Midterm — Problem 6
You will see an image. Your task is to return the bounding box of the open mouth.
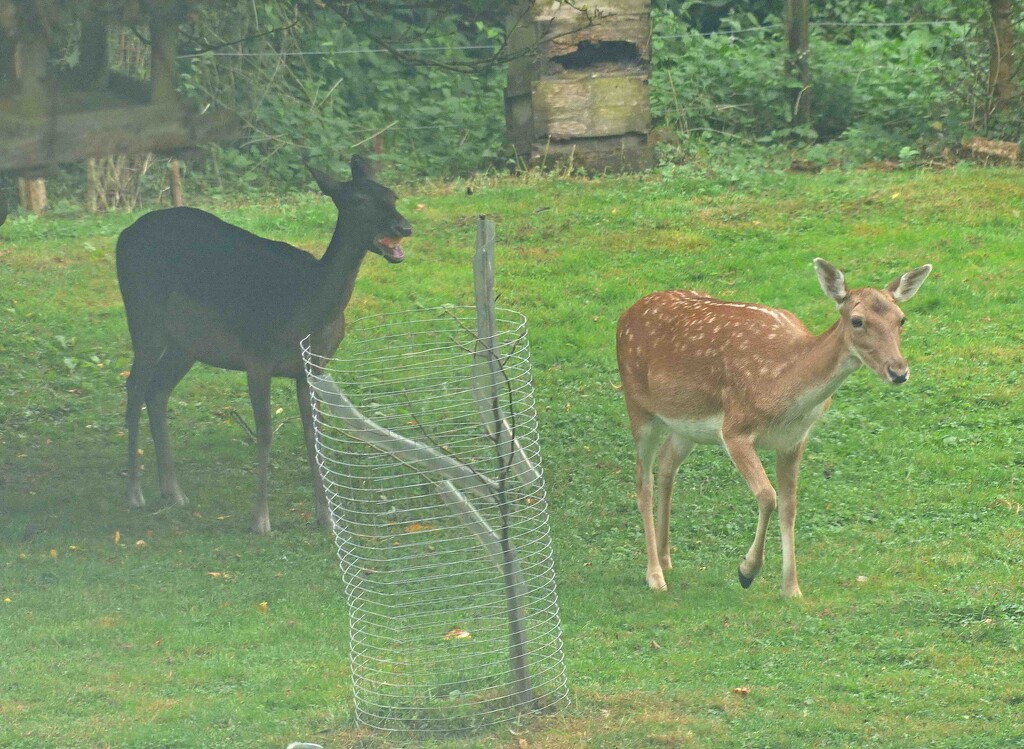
[374,236,405,263]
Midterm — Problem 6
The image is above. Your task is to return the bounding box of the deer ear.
[307,165,344,196]
[887,264,932,302]
[350,154,377,181]
[814,258,848,305]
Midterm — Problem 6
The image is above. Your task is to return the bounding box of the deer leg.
[655,433,694,572]
[296,376,331,529]
[633,418,668,592]
[144,347,195,507]
[776,442,806,598]
[124,344,164,508]
[723,436,777,590]
[247,369,274,534]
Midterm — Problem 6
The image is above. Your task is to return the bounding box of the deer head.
[308,155,411,264]
[815,258,932,385]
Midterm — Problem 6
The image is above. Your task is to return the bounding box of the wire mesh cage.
[301,306,569,733]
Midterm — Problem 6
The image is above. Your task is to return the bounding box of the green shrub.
[650,3,1017,165]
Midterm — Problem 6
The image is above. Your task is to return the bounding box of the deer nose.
[887,366,909,384]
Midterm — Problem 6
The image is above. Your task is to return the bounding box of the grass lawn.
[1,164,1022,748]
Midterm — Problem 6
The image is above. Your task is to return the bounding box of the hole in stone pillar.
[551,40,641,69]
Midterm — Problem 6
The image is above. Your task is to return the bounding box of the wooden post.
[784,0,811,127]
[18,177,46,215]
[87,159,100,213]
[473,216,535,710]
[169,160,183,206]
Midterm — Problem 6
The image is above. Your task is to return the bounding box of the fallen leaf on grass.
[732,686,751,696]
[404,522,434,533]
[990,498,1021,514]
[257,601,269,614]
[443,627,472,641]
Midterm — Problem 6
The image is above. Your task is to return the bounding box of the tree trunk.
[784,0,811,128]
[989,0,1017,110]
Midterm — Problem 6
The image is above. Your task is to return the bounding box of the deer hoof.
[126,488,146,509]
[738,567,755,589]
[646,571,668,592]
[163,489,189,507]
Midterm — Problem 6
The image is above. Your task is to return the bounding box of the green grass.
[1,164,1022,748]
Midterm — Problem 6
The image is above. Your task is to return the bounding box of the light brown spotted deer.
[616,259,931,596]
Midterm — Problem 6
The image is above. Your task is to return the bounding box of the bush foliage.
[21,0,1024,203]
[650,0,1020,166]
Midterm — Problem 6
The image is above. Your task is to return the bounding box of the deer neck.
[286,221,371,346]
[316,221,372,313]
[792,319,861,407]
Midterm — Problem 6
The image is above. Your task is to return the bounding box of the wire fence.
[178,19,971,58]
[302,306,569,733]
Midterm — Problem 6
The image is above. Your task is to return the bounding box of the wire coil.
[303,307,568,733]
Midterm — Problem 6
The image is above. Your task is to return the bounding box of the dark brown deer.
[116,156,411,533]
[617,259,931,596]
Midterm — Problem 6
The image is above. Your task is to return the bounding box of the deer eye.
[851,316,864,329]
